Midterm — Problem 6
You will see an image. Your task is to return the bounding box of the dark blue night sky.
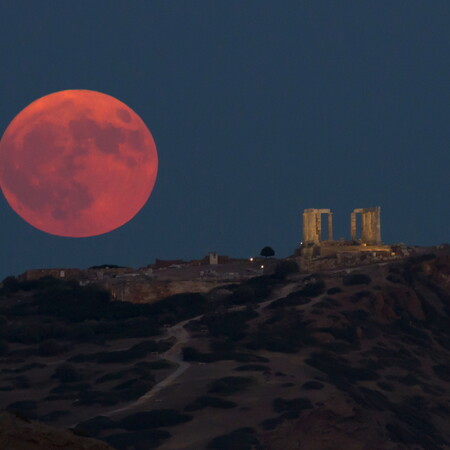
[0,1,449,279]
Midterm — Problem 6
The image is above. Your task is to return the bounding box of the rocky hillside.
[0,247,449,449]
[0,411,113,449]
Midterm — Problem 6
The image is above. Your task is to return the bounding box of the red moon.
[0,90,158,237]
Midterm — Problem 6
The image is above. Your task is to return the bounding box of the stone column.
[351,212,357,240]
[316,213,322,242]
[303,210,320,244]
[361,211,370,243]
[361,207,382,245]
[327,213,333,241]
[373,207,382,244]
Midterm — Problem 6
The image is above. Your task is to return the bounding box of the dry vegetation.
[1,250,450,449]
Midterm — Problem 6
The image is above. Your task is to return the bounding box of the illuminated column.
[303,209,320,244]
[351,212,357,240]
[360,207,382,244]
[361,211,370,243]
[328,213,333,241]
[374,207,382,244]
[316,213,322,242]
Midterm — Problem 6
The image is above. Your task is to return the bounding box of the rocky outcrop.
[106,279,226,303]
[421,252,450,291]
[372,286,425,322]
[0,412,113,450]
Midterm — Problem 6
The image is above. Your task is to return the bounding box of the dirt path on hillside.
[257,280,327,312]
[103,315,201,418]
[257,282,296,311]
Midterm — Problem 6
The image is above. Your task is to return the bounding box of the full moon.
[0,90,158,237]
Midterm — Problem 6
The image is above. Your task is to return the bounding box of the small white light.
[260,265,264,269]
[250,257,254,262]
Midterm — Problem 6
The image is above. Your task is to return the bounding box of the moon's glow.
[0,90,158,237]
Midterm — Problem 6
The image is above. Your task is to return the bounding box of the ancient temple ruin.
[300,206,392,260]
[351,207,381,245]
[302,208,333,244]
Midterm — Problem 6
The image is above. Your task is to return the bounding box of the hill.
[0,247,449,449]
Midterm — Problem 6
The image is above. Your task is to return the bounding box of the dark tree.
[260,246,275,258]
